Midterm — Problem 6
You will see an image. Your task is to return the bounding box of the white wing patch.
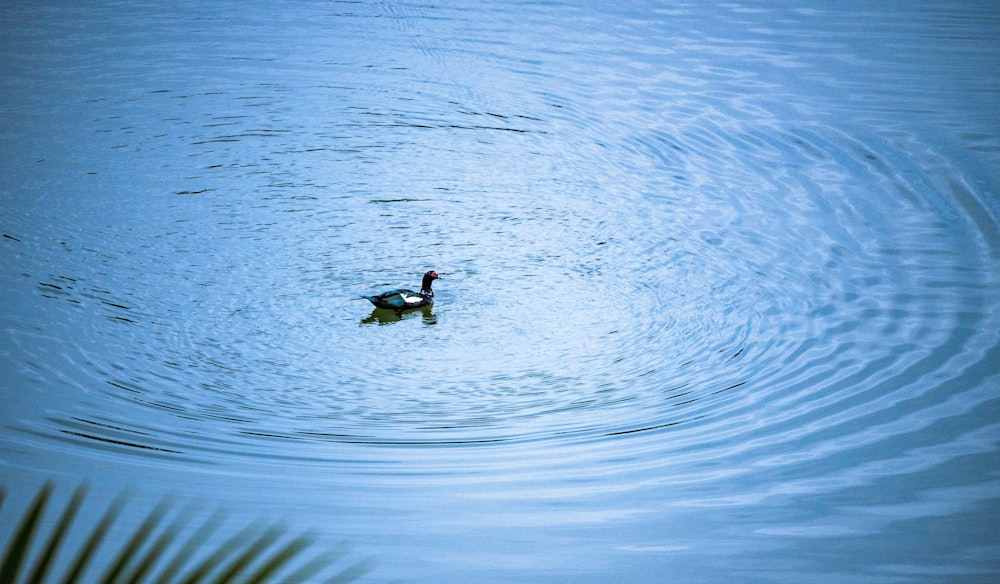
[402,293,423,305]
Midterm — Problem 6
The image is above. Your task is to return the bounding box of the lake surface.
[2,1,999,581]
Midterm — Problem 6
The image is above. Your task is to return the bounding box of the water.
[2,1,999,581]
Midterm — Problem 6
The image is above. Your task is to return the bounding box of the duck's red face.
[429,271,439,280]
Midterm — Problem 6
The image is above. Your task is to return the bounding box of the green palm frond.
[0,482,372,584]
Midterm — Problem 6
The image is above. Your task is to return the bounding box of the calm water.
[2,1,999,581]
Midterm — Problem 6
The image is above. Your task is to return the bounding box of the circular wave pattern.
[2,2,997,490]
[4,5,999,582]
[9,112,996,467]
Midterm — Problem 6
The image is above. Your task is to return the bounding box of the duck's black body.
[363,270,440,310]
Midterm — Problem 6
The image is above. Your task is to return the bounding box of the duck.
[362,270,440,310]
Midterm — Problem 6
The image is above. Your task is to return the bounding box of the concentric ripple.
[4,111,994,462]
[2,1,998,581]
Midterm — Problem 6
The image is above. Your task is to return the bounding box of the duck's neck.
[421,275,435,296]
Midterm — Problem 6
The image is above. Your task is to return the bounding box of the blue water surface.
[2,1,999,582]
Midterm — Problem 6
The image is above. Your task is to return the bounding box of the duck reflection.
[361,305,436,326]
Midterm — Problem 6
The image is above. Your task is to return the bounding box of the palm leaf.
[120,499,201,584]
[0,481,52,583]
[26,483,87,584]
[150,509,225,584]
[59,489,129,584]
[0,482,370,584]
[101,493,173,584]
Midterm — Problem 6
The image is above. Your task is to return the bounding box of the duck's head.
[421,270,440,291]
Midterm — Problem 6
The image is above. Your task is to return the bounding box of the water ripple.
[8,111,992,465]
[2,1,998,580]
